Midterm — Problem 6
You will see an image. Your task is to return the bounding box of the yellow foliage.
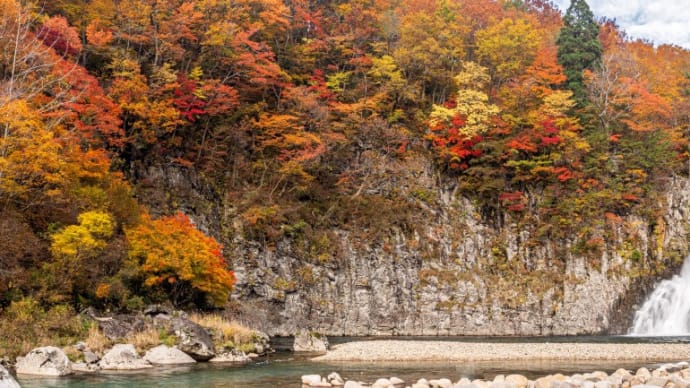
[0,99,65,204]
[429,62,499,138]
[476,17,541,80]
[368,55,405,89]
[78,211,116,239]
[542,90,576,117]
[51,211,115,260]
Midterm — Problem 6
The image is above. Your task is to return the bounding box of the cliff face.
[141,163,690,336]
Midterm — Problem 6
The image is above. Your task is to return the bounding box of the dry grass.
[188,313,255,349]
[126,327,162,353]
[62,345,83,362]
[84,324,112,354]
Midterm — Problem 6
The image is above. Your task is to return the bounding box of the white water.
[630,257,690,335]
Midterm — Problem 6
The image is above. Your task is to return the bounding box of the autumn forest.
[1,0,690,351]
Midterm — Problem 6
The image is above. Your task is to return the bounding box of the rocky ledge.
[301,361,690,388]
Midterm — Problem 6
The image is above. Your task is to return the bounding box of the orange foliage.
[125,212,235,307]
[44,60,125,148]
[85,18,114,47]
[37,16,83,57]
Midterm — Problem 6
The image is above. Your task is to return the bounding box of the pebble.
[302,364,690,388]
[313,342,690,362]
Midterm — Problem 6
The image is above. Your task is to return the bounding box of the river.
[15,336,690,388]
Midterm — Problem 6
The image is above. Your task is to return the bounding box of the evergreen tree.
[556,0,602,104]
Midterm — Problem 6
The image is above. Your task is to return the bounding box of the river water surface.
[16,336,690,388]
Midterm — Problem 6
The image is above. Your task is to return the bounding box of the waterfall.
[630,257,690,336]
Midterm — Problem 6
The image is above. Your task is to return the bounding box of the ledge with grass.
[1,304,271,379]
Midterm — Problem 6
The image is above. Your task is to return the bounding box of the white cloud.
[551,0,690,49]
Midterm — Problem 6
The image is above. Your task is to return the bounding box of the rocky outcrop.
[171,317,215,361]
[144,345,196,365]
[99,344,152,370]
[0,365,20,388]
[91,313,146,340]
[223,176,690,337]
[15,347,72,376]
[251,331,271,355]
[208,350,250,363]
[293,331,328,352]
[144,157,690,336]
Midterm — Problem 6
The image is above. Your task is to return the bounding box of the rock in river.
[293,331,329,352]
[16,346,72,376]
[99,344,152,370]
[208,350,250,363]
[171,317,216,361]
[0,364,21,388]
[144,345,196,365]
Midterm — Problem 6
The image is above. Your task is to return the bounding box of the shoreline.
[312,340,690,362]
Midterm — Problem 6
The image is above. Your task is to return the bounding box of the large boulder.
[16,347,72,376]
[293,331,329,352]
[99,344,152,370]
[144,345,196,365]
[83,350,99,365]
[95,314,146,340]
[0,365,20,388]
[171,317,215,361]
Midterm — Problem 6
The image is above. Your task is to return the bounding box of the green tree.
[556,0,602,104]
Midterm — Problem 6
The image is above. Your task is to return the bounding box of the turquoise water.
[16,336,686,388]
[15,355,665,388]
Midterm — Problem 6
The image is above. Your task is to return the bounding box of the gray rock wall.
[227,176,690,336]
[138,164,690,336]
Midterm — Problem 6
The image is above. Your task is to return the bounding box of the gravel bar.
[312,341,690,362]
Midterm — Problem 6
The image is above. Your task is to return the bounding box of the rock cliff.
[140,163,690,336]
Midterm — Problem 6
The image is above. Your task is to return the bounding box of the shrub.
[45,211,117,304]
[0,298,88,358]
[125,212,235,308]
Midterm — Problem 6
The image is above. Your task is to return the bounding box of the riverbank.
[301,361,690,388]
[313,340,690,362]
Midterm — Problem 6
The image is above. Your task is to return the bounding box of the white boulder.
[293,331,329,352]
[16,346,72,376]
[99,344,152,370]
[0,365,21,388]
[144,345,196,365]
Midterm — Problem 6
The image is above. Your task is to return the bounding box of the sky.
[551,0,690,49]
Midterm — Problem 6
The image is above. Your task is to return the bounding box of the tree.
[556,0,602,104]
[393,1,469,103]
[125,212,235,308]
[429,62,499,139]
[47,211,116,303]
[476,17,541,84]
[428,62,499,170]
